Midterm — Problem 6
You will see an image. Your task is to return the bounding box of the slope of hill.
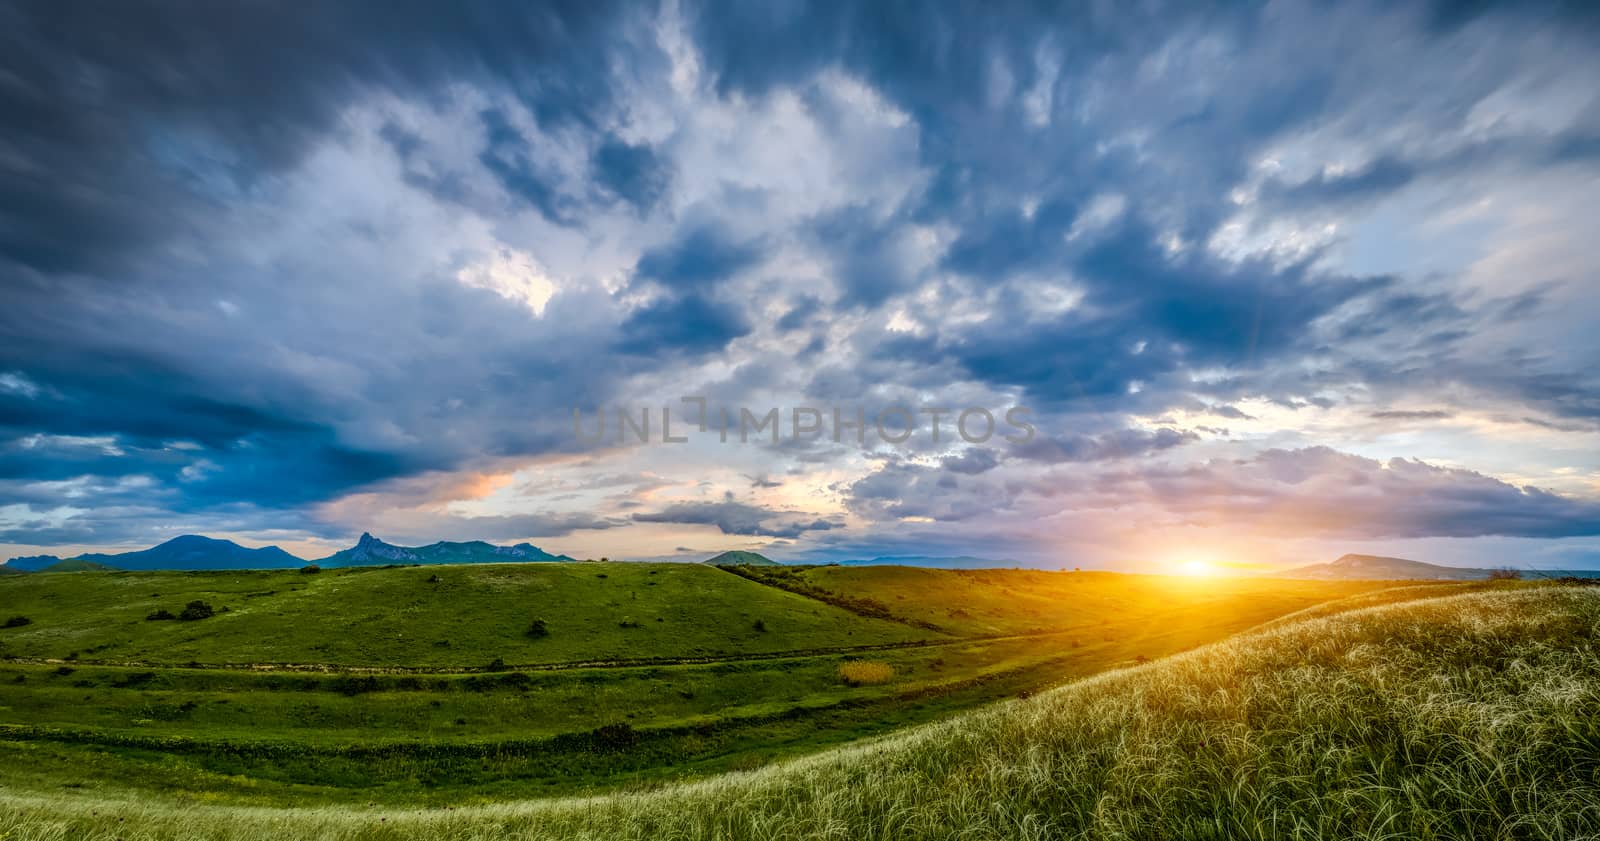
[837,555,1018,568]
[0,562,935,666]
[737,565,1397,636]
[0,584,1584,840]
[72,535,303,571]
[0,555,64,573]
[35,558,116,573]
[704,550,779,566]
[1284,553,1489,580]
[317,532,572,566]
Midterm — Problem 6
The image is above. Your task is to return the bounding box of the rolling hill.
[837,555,1018,568]
[703,550,779,566]
[35,558,116,573]
[1283,553,1492,580]
[0,583,1585,839]
[0,561,934,666]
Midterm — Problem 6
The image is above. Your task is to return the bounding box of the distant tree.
[485,657,507,672]
[300,564,321,574]
[600,557,609,563]
[3,616,30,628]
[178,600,215,621]
[526,618,549,638]
[146,609,177,621]
[1488,567,1523,581]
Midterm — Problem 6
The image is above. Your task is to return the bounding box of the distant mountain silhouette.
[317,532,574,567]
[1283,554,1492,580]
[703,550,779,566]
[73,535,304,571]
[2,555,65,573]
[2,533,575,572]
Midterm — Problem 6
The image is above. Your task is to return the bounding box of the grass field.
[0,580,1588,839]
[0,564,1430,803]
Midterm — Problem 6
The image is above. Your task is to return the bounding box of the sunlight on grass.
[0,585,1591,840]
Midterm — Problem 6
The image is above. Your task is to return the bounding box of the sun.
[1176,558,1216,577]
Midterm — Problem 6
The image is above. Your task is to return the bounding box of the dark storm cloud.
[633,224,765,292]
[1371,410,1454,421]
[2,0,1598,554]
[478,107,581,224]
[592,136,673,212]
[615,294,751,357]
[0,1,634,275]
[1011,428,1200,464]
[633,498,840,538]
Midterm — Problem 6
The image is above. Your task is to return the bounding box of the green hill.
[704,550,779,566]
[0,561,933,667]
[0,583,1585,839]
[0,564,1441,808]
[36,558,117,573]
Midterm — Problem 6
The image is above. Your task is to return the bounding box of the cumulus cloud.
[633,497,841,538]
[1,1,1597,563]
[1094,447,1600,540]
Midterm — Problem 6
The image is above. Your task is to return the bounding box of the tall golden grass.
[836,660,895,685]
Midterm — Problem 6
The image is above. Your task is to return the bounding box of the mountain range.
[0,533,574,573]
[321,532,574,566]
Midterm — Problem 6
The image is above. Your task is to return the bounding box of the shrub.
[178,600,215,621]
[300,564,321,574]
[146,609,177,621]
[526,618,549,638]
[752,619,768,633]
[485,657,507,672]
[618,618,642,628]
[2,616,31,628]
[837,660,895,686]
[1488,567,1522,580]
[591,722,639,750]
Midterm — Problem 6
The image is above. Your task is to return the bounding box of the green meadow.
[1,563,1579,840]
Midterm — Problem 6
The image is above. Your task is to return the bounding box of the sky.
[2,0,1599,571]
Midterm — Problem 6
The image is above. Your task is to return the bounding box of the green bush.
[146,609,177,621]
[2,615,31,628]
[178,600,215,621]
[300,564,321,574]
[526,618,549,638]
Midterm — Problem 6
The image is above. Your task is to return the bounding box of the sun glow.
[1176,558,1217,577]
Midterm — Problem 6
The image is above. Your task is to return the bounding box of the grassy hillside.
[0,565,1447,805]
[704,551,778,566]
[0,583,1588,839]
[0,562,936,667]
[731,564,1400,635]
